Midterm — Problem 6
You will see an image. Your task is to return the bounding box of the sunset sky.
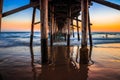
[1,0,120,32]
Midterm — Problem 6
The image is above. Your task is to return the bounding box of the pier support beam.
[81,0,88,48]
[30,7,36,46]
[88,10,93,47]
[71,19,75,38]
[0,0,3,32]
[67,7,71,46]
[80,0,89,64]
[53,19,57,41]
[50,5,54,46]
[76,16,80,41]
[72,28,75,38]
[40,0,48,64]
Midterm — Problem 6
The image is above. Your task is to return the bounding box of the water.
[0,44,120,80]
[0,32,40,47]
[0,32,120,47]
[0,32,120,80]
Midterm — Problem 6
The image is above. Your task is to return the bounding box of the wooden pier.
[0,0,120,64]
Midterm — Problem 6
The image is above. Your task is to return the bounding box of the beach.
[0,43,120,80]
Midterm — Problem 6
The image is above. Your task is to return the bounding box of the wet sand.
[0,43,120,80]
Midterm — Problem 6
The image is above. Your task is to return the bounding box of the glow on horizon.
[1,0,120,32]
[90,2,120,32]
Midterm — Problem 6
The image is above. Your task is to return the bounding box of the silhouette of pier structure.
[0,0,120,64]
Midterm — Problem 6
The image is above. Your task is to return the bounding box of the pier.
[0,0,120,64]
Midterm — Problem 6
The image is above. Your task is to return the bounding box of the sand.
[0,43,120,80]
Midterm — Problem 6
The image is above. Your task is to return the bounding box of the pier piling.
[88,10,93,47]
[71,19,75,38]
[40,0,49,64]
[30,7,36,46]
[50,5,54,46]
[67,6,71,46]
[76,16,80,41]
[81,0,89,48]
[80,0,89,64]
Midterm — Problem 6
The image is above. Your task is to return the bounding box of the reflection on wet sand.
[30,46,42,80]
[88,46,94,66]
[30,46,93,80]
[30,46,36,80]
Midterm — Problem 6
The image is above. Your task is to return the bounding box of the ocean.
[0,32,120,47]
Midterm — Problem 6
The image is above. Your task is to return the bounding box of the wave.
[0,32,120,47]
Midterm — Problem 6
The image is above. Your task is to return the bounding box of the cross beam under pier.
[2,2,39,17]
[92,0,120,10]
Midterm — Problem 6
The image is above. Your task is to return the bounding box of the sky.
[1,0,120,32]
